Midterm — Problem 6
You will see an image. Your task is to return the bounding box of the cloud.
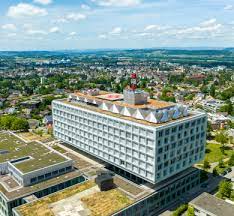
[200,18,216,27]
[56,13,87,23]
[34,0,52,5]
[224,5,233,10]
[7,3,47,18]
[94,0,141,7]
[2,24,17,31]
[110,27,122,35]
[69,32,77,36]
[81,4,91,10]
[66,13,87,21]
[137,32,153,37]
[49,26,60,33]
[99,34,107,39]
[144,25,162,31]
[7,33,17,37]
[26,29,47,35]
[176,18,222,35]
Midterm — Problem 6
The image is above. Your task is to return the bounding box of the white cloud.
[95,0,141,7]
[137,32,153,37]
[144,25,162,31]
[99,34,107,39]
[175,19,222,36]
[7,3,47,18]
[34,0,52,5]
[200,18,216,27]
[49,26,60,33]
[69,32,77,36]
[66,13,87,21]
[7,33,17,37]
[81,4,91,10]
[26,29,47,35]
[224,5,233,10]
[110,27,122,34]
[2,24,17,31]
[56,13,86,23]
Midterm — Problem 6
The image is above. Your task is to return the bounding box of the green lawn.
[203,143,233,163]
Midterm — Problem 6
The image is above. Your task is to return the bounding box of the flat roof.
[59,99,201,128]
[0,132,69,173]
[74,91,174,109]
[0,170,83,200]
[190,192,234,216]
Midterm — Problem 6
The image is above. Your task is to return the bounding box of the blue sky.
[0,0,234,50]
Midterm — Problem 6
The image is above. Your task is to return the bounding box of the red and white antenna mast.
[130,73,137,91]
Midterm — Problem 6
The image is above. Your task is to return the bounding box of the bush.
[203,159,210,169]
[187,206,195,216]
[173,204,188,216]
[213,168,218,176]
[218,159,225,168]
[228,154,234,166]
[218,180,232,199]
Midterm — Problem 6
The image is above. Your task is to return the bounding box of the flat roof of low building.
[0,170,83,200]
[0,132,69,174]
[190,192,234,216]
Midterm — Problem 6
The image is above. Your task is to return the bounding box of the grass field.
[203,143,233,163]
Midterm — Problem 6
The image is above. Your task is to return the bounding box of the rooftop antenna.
[130,73,137,91]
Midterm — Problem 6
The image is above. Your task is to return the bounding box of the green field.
[203,143,233,163]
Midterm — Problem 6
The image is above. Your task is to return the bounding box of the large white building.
[52,88,207,184]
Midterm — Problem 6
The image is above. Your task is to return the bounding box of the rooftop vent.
[95,171,115,191]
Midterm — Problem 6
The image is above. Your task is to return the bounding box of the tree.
[210,84,216,98]
[219,102,234,115]
[203,159,210,169]
[187,206,195,216]
[215,131,228,154]
[0,115,29,131]
[0,116,14,129]
[228,153,234,166]
[218,180,232,199]
[11,118,29,131]
[213,168,218,176]
[218,158,225,168]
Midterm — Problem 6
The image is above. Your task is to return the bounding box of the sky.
[0,0,234,50]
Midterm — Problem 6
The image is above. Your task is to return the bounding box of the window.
[158,131,163,137]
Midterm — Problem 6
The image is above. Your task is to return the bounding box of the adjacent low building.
[0,132,85,216]
[189,192,234,216]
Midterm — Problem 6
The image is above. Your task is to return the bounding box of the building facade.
[52,91,207,184]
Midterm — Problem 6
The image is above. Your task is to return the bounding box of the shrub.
[173,204,188,216]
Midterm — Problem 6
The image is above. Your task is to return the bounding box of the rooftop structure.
[189,192,234,216]
[68,90,188,125]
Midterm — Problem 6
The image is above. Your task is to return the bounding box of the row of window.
[30,166,72,184]
[53,105,154,136]
[55,131,154,175]
[157,117,206,138]
[54,118,155,147]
